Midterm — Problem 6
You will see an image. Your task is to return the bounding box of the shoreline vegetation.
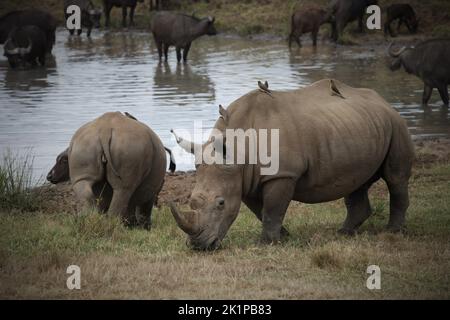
[1,138,449,299]
[1,0,449,41]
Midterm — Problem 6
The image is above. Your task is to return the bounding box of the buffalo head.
[388,42,412,72]
[47,148,70,184]
[3,38,32,69]
[204,16,217,36]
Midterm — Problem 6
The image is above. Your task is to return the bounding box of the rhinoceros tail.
[100,129,121,179]
[164,147,176,173]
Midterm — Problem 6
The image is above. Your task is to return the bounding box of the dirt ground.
[36,138,450,214]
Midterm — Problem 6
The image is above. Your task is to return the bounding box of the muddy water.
[0,29,449,180]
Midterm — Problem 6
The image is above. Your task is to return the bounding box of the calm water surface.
[0,29,449,181]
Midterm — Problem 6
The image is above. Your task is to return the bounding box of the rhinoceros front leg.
[339,186,372,235]
[260,179,296,244]
[243,197,290,239]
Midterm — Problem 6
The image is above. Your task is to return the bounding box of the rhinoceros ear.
[219,105,228,124]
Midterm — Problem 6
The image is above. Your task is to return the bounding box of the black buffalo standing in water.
[0,9,56,53]
[323,0,378,42]
[389,39,450,107]
[3,25,48,68]
[151,12,217,63]
[103,0,144,28]
[64,0,102,37]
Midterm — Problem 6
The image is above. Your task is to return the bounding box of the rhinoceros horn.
[169,202,199,235]
[388,42,407,58]
[170,129,201,155]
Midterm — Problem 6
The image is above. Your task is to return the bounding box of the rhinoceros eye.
[215,197,225,210]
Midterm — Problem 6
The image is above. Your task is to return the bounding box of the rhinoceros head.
[170,125,243,251]
[47,148,70,184]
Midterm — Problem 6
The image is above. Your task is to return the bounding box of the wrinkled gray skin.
[171,79,414,250]
[151,11,217,63]
[388,39,450,107]
[64,0,102,37]
[4,25,47,69]
[47,112,168,229]
[0,10,57,53]
[323,0,378,42]
[103,0,144,28]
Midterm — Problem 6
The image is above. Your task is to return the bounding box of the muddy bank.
[36,138,450,214]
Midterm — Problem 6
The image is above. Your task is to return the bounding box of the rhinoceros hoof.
[385,225,405,234]
[337,228,357,236]
[280,227,290,239]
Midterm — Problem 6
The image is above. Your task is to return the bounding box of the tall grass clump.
[0,148,42,212]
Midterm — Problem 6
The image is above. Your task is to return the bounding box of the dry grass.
[1,162,449,299]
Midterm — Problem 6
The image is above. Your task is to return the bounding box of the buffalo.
[103,0,144,28]
[64,0,102,37]
[289,7,328,48]
[3,25,47,69]
[388,39,450,107]
[170,79,414,250]
[384,4,419,37]
[151,12,217,63]
[47,112,176,229]
[0,9,56,53]
[323,0,378,42]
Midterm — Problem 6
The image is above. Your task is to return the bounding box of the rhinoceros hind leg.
[108,188,134,220]
[73,180,97,212]
[385,182,409,233]
[136,200,154,231]
[339,186,372,235]
[259,179,296,244]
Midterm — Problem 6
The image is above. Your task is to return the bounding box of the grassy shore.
[1,140,449,299]
[1,0,449,39]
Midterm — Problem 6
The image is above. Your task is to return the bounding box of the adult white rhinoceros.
[170,79,415,250]
[47,112,175,229]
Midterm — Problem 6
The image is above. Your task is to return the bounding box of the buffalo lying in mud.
[4,25,47,68]
[323,0,378,42]
[289,7,328,48]
[0,9,57,53]
[384,4,419,37]
[46,112,176,229]
[170,79,415,250]
[388,39,450,107]
[151,12,217,63]
[103,0,144,28]
[64,0,102,37]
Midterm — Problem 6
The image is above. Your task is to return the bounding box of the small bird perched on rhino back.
[258,80,273,98]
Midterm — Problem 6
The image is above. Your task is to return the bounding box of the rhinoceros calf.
[170,79,415,250]
[47,112,175,229]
